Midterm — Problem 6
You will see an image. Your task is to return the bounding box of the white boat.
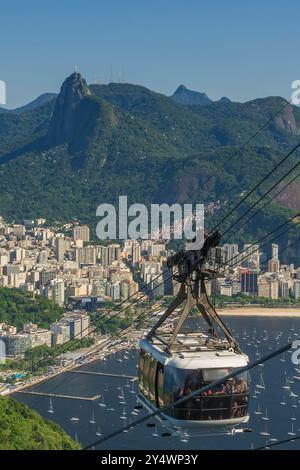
[180,431,190,443]
[283,375,290,390]
[118,388,126,404]
[120,407,127,420]
[254,403,262,415]
[90,411,96,424]
[260,421,270,437]
[152,424,159,438]
[262,408,269,421]
[288,423,296,437]
[96,426,102,437]
[123,420,129,433]
[98,396,106,408]
[280,353,286,362]
[47,398,54,414]
[256,373,265,390]
[292,398,298,408]
[280,395,287,406]
[70,417,80,422]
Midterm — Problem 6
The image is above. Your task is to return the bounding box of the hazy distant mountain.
[219,96,232,103]
[0,72,300,257]
[171,84,213,106]
[0,93,56,114]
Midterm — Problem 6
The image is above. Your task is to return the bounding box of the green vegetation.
[0,337,95,376]
[212,292,300,308]
[0,99,55,157]
[1,77,300,261]
[0,396,80,450]
[0,287,64,330]
[89,308,136,335]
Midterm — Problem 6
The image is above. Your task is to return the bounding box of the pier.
[67,370,138,380]
[15,390,101,401]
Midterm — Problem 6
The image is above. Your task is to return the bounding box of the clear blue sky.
[1,0,299,108]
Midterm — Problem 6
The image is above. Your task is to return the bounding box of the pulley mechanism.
[147,230,241,355]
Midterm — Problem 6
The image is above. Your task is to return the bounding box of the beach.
[219,307,300,317]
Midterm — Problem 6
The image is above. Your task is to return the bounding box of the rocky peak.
[274,105,300,135]
[45,72,90,146]
[171,84,212,106]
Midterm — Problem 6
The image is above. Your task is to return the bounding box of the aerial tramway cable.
[254,433,300,450]
[208,141,300,235]
[235,170,300,230]
[215,213,300,274]
[221,146,300,237]
[187,99,292,207]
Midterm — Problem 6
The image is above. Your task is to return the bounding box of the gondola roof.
[140,337,249,369]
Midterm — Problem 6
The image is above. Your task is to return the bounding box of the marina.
[13,316,300,450]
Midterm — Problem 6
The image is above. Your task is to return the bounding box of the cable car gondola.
[138,232,250,435]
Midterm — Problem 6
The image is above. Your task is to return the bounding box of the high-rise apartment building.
[75,246,97,265]
[52,279,65,306]
[241,270,258,294]
[55,237,66,262]
[73,225,90,242]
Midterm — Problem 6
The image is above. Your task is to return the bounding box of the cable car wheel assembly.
[138,232,250,436]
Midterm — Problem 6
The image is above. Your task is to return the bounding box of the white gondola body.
[138,337,249,434]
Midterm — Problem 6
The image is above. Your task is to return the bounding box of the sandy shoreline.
[219,307,300,317]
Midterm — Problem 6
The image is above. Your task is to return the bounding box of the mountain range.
[170,84,231,106]
[0,93,56,115]
[0,73,300,258]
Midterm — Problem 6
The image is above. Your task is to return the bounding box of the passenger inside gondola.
[171,370,249,421]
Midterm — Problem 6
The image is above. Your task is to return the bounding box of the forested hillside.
[0,73,300,259]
